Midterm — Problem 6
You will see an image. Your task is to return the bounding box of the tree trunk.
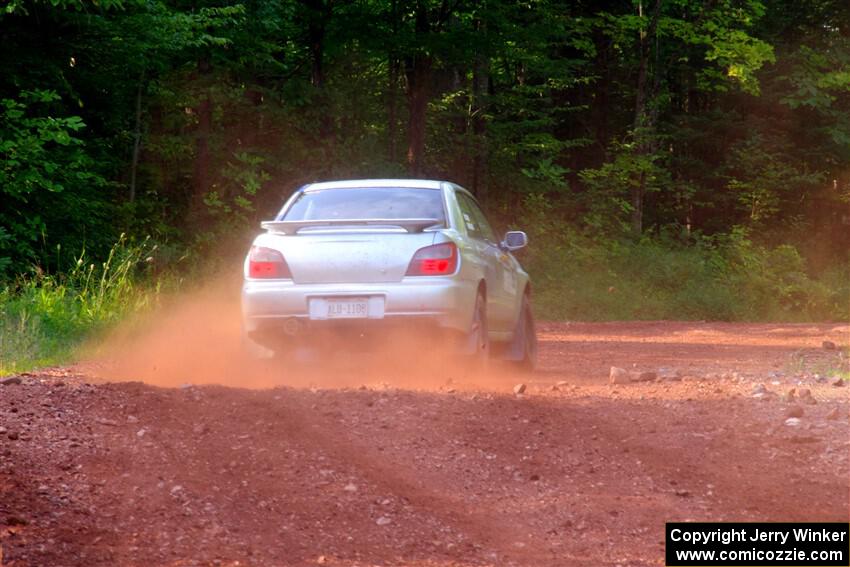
[631,0,662,235]
[405,54,431,177]
[471,25,489,203]
[192,57,212,218]
[303,0,333,144]
[305,0,331,89]
[592,29,611,158]
[631,174,644,234]
[128,71,145,203]
[387,0,399,163]
[388,56,399,163]
[404,0,440,177]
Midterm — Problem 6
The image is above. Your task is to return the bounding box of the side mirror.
[501,230,528,252]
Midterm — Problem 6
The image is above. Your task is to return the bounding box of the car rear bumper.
[241,277,477,337]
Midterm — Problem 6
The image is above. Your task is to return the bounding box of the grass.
[525,227,850,322]
[0,236,164,375]
[785,346,850,381]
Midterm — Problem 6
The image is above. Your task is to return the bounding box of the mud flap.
[503,297,535,365]
[503,322,525,361]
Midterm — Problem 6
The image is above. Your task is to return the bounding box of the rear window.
[280,187,445,223]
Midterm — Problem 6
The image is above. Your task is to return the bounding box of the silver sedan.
[241,179,537,368]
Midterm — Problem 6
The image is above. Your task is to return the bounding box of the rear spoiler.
[260,218,442,235]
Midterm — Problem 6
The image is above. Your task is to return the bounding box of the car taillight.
[248,246,291,279]
[406,242,458,276]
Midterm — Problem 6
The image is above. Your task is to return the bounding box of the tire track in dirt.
[72,384,536,566]
[252,389,556,566]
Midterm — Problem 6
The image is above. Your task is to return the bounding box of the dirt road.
[1,322,848,566]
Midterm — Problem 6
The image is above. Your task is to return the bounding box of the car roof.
[302,179,447,192]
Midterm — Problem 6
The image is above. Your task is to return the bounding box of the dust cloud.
[86,276,511,392]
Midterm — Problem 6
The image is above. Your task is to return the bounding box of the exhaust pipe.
[283,317,302,336]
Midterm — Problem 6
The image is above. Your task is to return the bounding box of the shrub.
[524,224,850,322]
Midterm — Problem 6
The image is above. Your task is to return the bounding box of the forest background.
[1,0,849,371]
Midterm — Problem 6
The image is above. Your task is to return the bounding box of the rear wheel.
[466,290,490,367]
[511,294,537,371]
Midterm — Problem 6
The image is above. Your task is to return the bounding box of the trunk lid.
[256,229,437,284]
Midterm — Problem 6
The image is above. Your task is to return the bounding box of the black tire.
[467,290,490,367]
[512,294,538,371]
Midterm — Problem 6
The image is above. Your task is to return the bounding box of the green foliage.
[0,90,111,276]
[0,90,91,198]
[3,0,135,15]
[780,41,850,154]
[197,151,270,255]
[578,137,671,232]
[724,132,823,224]
[600,0,775,94]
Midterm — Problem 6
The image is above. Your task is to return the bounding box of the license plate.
[325,298,368,319]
